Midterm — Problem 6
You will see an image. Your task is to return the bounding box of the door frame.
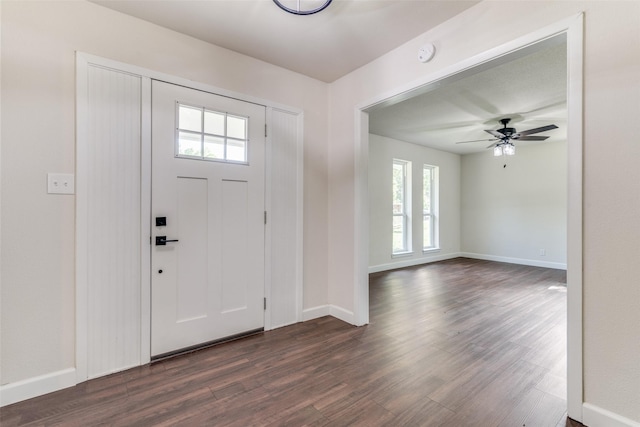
[353,14,584,421]
[76,53,304,381]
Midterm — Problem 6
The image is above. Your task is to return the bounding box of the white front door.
[151,80,266,358]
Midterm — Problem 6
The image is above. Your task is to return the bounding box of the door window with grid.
[176,103,249,163]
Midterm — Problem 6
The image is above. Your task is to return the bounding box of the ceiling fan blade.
[455,138,496,144]
[518,124,558,136]
[486,142,499,149]
[485,130,503,138]
[517,135,550,141]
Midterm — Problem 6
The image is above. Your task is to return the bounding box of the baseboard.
[0,368,76,407]
[302,305,330,321]
[302,304,356,325]
[583,403,640,427]
[368,252,462,274]
[460,252,567,270]
[328,305,355,324]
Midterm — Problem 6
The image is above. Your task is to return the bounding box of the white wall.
[328,1,640,423]
[369,135,566,273]
[2,0,639,423]
[368,134,460,271]
[461,141,567,269]
[0,0,329,387]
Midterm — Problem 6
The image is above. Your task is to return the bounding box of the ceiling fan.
[456,118,558,156]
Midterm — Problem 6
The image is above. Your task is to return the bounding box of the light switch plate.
[48,173,75,194]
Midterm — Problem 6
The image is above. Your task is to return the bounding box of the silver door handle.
[155,236,179,246]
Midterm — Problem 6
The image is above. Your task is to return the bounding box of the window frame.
[423,164,439,252]
[175,102,250,164]
[392,159,412,256]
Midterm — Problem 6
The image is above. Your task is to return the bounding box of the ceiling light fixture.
[493,141,516,157]
[503,143,515,156]
[455,118,557,160]
[273,0,332,15]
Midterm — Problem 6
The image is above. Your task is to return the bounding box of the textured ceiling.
[90,0,479,83]
[369,39,568,155]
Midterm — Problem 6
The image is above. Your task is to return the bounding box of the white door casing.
[151,80,266,357]
[71,54,302,408]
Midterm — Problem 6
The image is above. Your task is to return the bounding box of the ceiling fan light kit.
[493,142,515,157]
[455,117,558,159]
[272,0,332,15]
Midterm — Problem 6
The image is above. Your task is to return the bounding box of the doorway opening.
[354,16,584,421]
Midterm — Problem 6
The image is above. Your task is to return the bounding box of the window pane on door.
[227,139,247,162]
[179,105,202,132]
[204,111,225,135]
[227,115,247,140]
[204,135,224,159]
[178,131,202,157]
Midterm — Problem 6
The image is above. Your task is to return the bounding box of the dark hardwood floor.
[1,258,584,426]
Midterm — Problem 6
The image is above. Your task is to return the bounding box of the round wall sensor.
[418,43,436,63]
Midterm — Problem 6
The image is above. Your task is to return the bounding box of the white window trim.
[392,251,414,258]
[423,164,439,251]
[392,159,411,255]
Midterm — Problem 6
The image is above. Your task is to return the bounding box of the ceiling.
[90,0,566,156]
[90,0,479,83]
[369,39,568,155]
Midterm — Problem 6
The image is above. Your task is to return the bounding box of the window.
[392,159,411,254]
[176,103,248,163]
[423,164,438,251]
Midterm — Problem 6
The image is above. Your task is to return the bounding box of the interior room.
[1,1,639,426]
[368,37,568,273]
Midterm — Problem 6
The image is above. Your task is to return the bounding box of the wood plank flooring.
[1,258,585,426]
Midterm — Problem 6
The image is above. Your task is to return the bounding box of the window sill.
[392,251,414,259]
[423,248,441,254]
